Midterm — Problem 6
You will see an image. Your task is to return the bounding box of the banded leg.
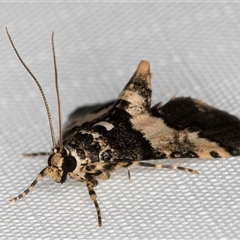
[9,167,48,203]
[138,162,199,174]
[86,181,102,227]
[23,152,51,157]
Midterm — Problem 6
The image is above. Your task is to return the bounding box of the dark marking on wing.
[170,151,199,158]
[151,97,240,156]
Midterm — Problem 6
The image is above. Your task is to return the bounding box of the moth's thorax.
[66,129,113,163]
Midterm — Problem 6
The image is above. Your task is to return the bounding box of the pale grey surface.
[0,3,240,240]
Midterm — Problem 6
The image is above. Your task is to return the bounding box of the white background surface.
[0,3,239,239]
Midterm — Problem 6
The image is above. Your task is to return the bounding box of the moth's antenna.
[51,32,63,151]
[5,27,57,149]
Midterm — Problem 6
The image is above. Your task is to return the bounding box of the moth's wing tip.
[137,60,151,74]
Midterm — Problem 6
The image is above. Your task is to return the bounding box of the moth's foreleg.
[138,162,199,175]
[8,167,47,203]
[86,181,102,227]
[23,152,51,157]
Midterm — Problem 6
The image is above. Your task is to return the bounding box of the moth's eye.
[47,154,54,166]
[62,156,77,172]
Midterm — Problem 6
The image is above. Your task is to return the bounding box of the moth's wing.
[63,100,114,137]
[108,60,152,117]
[63,60,152,144]
[131,97,240,159]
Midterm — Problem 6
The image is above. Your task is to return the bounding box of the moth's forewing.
[63,100,114,138]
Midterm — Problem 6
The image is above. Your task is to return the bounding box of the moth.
[7,28,240,227]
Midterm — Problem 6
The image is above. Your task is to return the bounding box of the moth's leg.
[86,181,102,227]
[127,167,131,180]
[138,162,199,174]
[23,152,51,157]
[122,162,135,180]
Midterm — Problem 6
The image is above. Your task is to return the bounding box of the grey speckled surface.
[0,3,239,239]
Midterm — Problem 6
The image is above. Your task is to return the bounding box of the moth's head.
[8,148,78,204]
[46,148,77,183]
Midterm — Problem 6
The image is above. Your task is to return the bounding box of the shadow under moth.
[6,28,240,227]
